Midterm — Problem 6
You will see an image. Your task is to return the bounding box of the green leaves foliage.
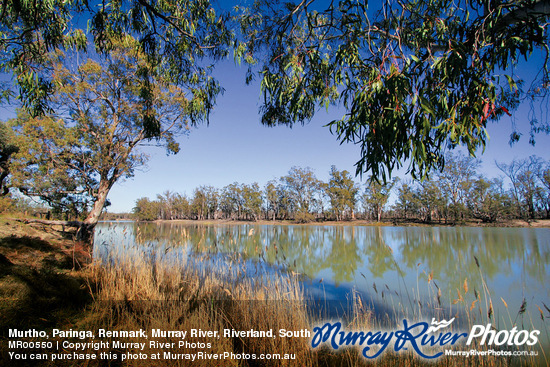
[1,0,232,122]
[9,35,208,224]
[9,112,92,215]
[240,0,550,180]
[327,166,358,220]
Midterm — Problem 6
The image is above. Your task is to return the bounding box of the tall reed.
[78,242,547,367]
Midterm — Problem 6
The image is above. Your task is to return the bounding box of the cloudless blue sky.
[105,59,550,213]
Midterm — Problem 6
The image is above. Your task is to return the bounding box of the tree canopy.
[0,0,232,115]
[327,165,358,220]
[131,154,550,224]
[10,34,215,236]
[239,0,550,180]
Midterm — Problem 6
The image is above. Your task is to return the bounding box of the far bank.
[104,217,550,228]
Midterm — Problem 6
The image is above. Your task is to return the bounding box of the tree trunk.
[528,200,535,220]
[81,179,113,242]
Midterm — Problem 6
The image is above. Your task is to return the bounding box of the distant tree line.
[133,153,550,223]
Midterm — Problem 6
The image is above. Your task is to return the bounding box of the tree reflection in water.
[94,222,549,341]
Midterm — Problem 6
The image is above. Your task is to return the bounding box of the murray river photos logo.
[310,318,540,359]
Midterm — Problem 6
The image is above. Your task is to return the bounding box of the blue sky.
[105,59,550,213]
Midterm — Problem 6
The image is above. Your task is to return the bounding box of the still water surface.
[94,221,549,340]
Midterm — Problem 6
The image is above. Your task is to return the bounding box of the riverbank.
[0,219,315,366]
[0,218,94,363]
[1,219,544,366]
[140,217,550,228]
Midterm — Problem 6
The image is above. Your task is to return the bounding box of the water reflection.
[94,222,550,341]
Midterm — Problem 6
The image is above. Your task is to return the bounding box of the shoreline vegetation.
[104,216,550,228]
[127,159,550,227]
[6,156,550,238]
[0,218,547,366]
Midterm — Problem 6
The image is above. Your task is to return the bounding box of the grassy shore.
[0,219,92,329]
[0,218,545,366]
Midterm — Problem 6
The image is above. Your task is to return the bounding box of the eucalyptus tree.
[496,158,526,216]
[395,181,418,219]
[276,181,295,220]
[4,0,550,190]
[313,180,329,220]
[241,182,262,220]
[0,0,84,113]
[327,166,359,220]
[190,186,219,220]
[281,166,322,217]
[0,121,18,196]
[517,157,544,219]
[497,156,545,219]
[537,164,550,218]
[239,0,550,180]
[264,179,279,220]
[10,35,222,239]
[416,179,446,223]
[220,182,243,220]
[436,152,480,222]
[133,197,161,221]
[468,178,513,222]
[363,177,398,222]
[1,0,232,115]
[172,193,191,219]
[157,190,176,220]
[191,188,207,220]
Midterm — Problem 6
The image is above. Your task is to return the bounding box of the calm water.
[94,221,549,341]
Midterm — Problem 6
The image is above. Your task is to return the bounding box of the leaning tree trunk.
[79,180,114,242]
[14,179,115,244]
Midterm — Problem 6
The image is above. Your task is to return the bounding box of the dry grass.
[81,248,315,366]
[80,245,546,367]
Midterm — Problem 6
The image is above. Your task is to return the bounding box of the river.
[94,221,549,351]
